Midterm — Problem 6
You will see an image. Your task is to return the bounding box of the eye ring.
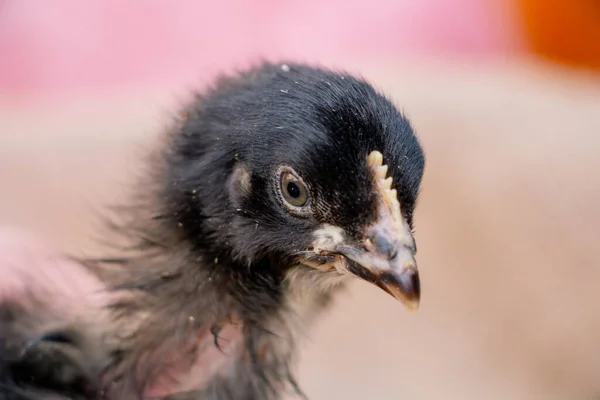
[275,166,311,214]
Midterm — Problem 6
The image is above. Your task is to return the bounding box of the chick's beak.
[335,219,420,310]
[311,151,421,310]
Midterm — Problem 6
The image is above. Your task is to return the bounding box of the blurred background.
[1,1,600,399]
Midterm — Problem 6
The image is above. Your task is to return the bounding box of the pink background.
[0,0,522,101]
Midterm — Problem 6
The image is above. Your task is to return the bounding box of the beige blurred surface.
[1,59,600,399]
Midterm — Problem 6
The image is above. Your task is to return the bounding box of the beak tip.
[381,267,421,311]
[405,297,420,311]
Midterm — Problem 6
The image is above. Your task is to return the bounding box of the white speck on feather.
[281,64,290,72]
[280,89,289,94]
[312,224,345,253]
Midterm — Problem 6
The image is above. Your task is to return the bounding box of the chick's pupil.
[287,182,300,198]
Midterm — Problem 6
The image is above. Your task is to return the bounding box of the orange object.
[516,0,600,70]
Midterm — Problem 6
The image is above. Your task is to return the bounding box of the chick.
[0,62,425,400]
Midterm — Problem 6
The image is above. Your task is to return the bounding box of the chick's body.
[0,63,425,400]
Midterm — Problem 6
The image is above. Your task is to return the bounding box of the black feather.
[0,297,108,399]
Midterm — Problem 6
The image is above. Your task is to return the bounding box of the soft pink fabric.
[0,0,520,100]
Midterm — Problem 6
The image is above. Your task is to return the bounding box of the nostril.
[372,233,394,259]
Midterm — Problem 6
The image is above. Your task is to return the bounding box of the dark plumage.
[0,62,425,399]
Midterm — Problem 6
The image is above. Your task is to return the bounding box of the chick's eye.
[280,171,309,208]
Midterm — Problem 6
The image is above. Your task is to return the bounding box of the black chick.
[0,62,425,400]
